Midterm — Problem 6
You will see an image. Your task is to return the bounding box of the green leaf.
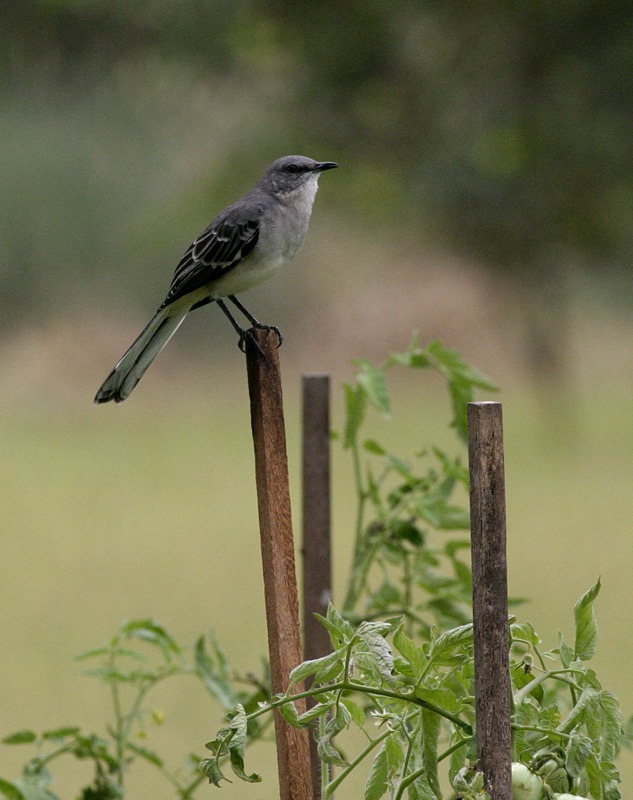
[416,496,470,531]
[288,648,346,686]
[565,732,592,777]
[448,736,468,782]
[414,686,463,714]
[74,648,109,661]
[600,691,622,762]
[447,380,471,442]
[194,637,238,710]
[367,580,401,611]
[425,341,497,441]
[204,726,230,754]
[125,741,163,767]
[13,774,57,800]
[385,731,404,773]
[603,762,622,800]
[199,757,228,787]
[81,667,134,682]
[392,657,415,677]
[313,615,348,650]
[584,756,621,800]
[430,623,473,664]
[317,735,348,768]
[574,578,601,661]
[313,656,346,685]
[277,699,300,726]
[557,687,600,734]
[0,778,25,800]
[406,775,437,800]
[2,732,36,745]
[444,539,470,558]
[110,648,147,661]
[357,622,395,685]
[510,622,540,647]
[558,631,574,668]
[41,727,80,741]
[343,382,367,448]
[363,438,386,455]
[297,701,332,726]
[119,619,180,658]
[364,742,388,800]
[227,706,261,783]
[433,505,470,530]
[207,631,232,677]
[353,360,391,418]
[386,454,414,479]
[393,627,427,676]
[318,604,356,646]
[427,341,498,391]
[584,751,602,800]
[315,705,352,768]
[386,332,432,370]
[433,446,468,484]
[389,519,424,547]
[340,697,366,727]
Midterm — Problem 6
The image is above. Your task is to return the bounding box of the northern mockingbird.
[94,155,338,404]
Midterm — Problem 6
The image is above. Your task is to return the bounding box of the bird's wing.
[162,202,263,307]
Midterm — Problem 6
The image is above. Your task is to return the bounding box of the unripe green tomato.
[554,795,590,799]
[511,763,543,800]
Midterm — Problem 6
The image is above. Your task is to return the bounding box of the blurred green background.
[1,1,633,797]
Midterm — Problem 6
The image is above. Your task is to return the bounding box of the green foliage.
[197,341,628,800]
[0,621,271,800]
[1,338,630,800]
[510,578,627,798]
[202,582,627,800]
[342,333,496,620]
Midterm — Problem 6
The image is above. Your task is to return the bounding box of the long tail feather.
[94,306,188,404]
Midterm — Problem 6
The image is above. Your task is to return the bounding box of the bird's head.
[259,155,338,195]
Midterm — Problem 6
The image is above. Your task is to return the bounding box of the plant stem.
[319,713,329,800]
[108,651,126,790]
[344,437,368,611]
[393,764,427,800]
[398,713,420,790]
[323,727,392,800]
[513,668,583,707]
[437,735,471,763]
[246,680,471,733]
[511,724,570,740]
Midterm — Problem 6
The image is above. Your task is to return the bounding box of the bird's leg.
[215,298,266,358]
[228,295,283,347]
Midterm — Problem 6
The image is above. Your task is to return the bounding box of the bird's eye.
[285,164,301,174]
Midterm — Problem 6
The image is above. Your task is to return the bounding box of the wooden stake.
[301,374,332,800]
[467,401,512,800]
[245,329,312,800]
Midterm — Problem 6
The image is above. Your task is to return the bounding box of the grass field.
[1,354,632,798]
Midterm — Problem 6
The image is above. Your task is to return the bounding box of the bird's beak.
[314,161,339,172]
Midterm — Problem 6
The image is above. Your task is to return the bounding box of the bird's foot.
[237,325,283,358]
[237,329,264,358]
[251,322,283,348]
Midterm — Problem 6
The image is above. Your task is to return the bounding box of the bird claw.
[238,324,283,357]
[255,324,283,348]
[238,330,266,359]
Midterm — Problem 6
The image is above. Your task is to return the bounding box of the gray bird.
[94,155,338,404]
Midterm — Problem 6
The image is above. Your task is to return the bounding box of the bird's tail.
[94,305,188,404]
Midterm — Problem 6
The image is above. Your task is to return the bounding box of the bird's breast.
[205,180,319,299]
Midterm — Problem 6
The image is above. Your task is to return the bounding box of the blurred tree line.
[2,0,633,370]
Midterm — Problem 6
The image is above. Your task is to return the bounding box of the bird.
[94,155,338,404]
